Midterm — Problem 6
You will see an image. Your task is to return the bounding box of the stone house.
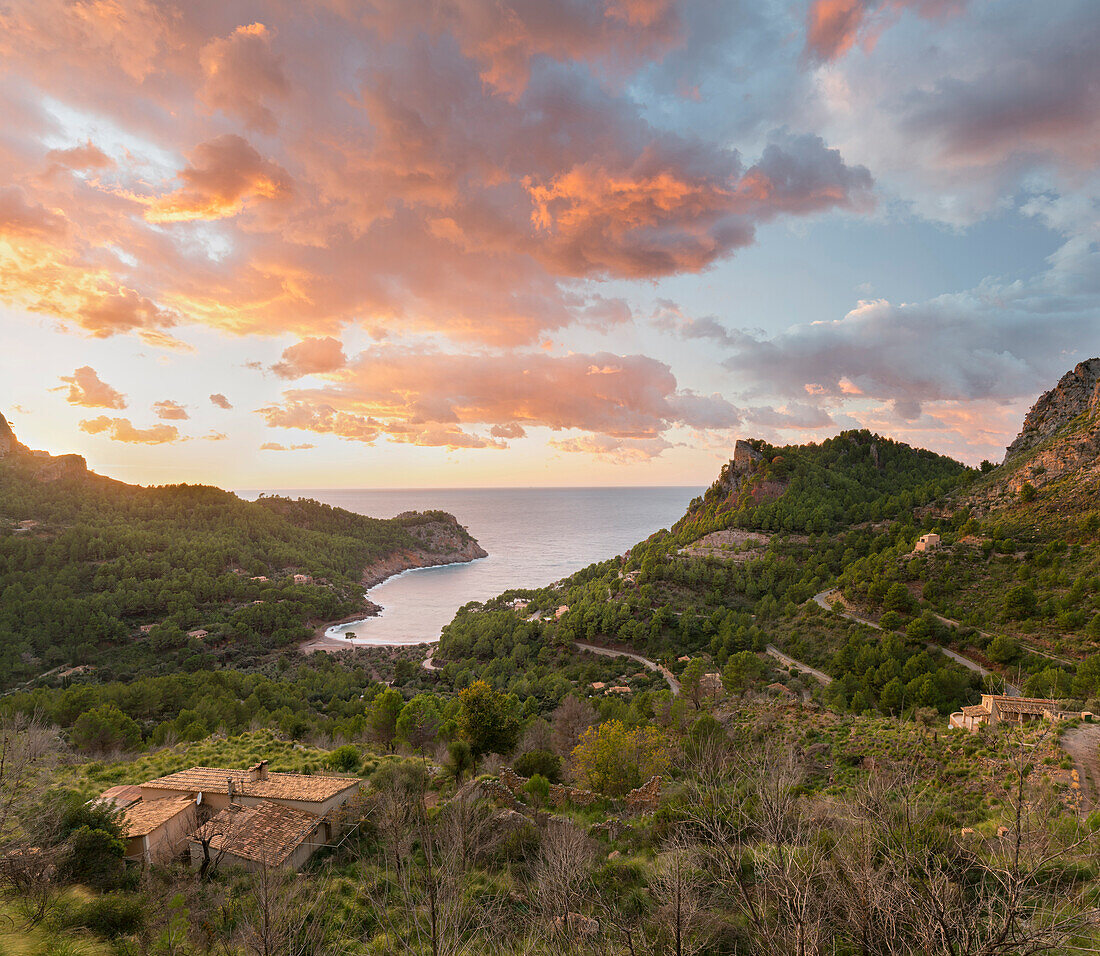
[292,573,312,585]
[913,533,941,553]
[188,800,327,873]
[186,629,209,639]
[95,785,197,864]
[120,796,198,864]
[138,761,360,817]
[949,694,1079,733]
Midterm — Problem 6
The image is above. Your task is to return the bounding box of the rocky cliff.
[0,410,88,480]
[993,358,1100,495]
[361,515,488,587]
[1005,358,1100,462]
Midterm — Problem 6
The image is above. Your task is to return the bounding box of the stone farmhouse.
[913,533,941,553]
[949,694,1086,733]
[95,761,360,870]
[190,800,328,872]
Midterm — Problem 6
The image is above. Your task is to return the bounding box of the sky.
[0,0,1097,488]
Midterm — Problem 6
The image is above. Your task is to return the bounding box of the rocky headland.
[304,512,488,652]
[998,357,1100,493]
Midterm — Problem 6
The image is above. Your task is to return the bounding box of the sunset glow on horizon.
[2,0,1097,488]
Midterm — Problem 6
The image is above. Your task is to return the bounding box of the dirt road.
[575,641,681,696]
[1061,723,1100,814]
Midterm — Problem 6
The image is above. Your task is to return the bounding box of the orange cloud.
[258,346,740,454]
[153,399,189,420]
[199,23,288,133]
[804,0,966,64]
[272,336,348,379]
[0,3,867,351]
[209,393,233,409]
[57,366,127,409]
[45,142,114,172]
[79,416,181,444]
[549,434,674,462]
[139,135,292,223]
[260,441,315,451]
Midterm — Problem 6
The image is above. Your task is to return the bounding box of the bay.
[236,487,700,646]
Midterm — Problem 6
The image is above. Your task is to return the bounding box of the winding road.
[574,641,681,696]
[813,589,1021,695]
[765,644,833,685]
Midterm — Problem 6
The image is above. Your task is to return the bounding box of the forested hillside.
[3,369,1100,956]
[0,447,481,690]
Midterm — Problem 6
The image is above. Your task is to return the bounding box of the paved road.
[813,589,1021,695]
[928,611,1078,668]
[574,641,681,696]
[765,645,833,685]
[421,649,439,672]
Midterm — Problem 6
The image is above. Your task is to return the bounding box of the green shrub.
[513,749,562,783]
[328,744,361,773]
[69,893,145,938]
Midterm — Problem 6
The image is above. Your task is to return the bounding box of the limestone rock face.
[0,410,88,479]
[1005,358,1100,462]
[0,412,12,457]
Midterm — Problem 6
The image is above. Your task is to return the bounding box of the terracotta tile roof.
[140,766,359,803]
[97,785,144,809]
[192,800,320,866]
[991,697,1060,716]
[122,795,196,838]
[962,704,990,717]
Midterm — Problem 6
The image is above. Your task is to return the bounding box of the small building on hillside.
[555,605,569,619]
[186,629,209,640]
[699,672,724,697]
[292,573,312,585]
[121,795,198,864]
[189,800,326,872]
[93,786,198,864]
[949,694,1082,733]
[913,533,941,553]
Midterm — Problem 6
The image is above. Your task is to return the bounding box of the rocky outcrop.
[0,413,13,458]
[1005,358,1100,462]
[0,411,87,480]
[360,516,487,587]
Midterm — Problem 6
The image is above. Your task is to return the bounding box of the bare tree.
[0,714,62,925]
[535,818,594,939]
[550,696,595,758]
[235,852,337,956]
[648,837,713,956]
[0,713,60,838]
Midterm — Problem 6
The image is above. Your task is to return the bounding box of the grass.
[0,893,113,956]
[54,730,348,799]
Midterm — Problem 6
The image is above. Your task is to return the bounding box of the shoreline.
[302,551,487,654]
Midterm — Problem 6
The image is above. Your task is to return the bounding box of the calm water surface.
[235,487,700,646]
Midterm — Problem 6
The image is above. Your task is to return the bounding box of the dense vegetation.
[0,459,475,689]
[5,407,1100,954]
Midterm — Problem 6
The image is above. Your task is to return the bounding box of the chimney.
[247,760,268,782]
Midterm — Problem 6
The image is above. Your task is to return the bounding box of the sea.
[235,487,701,646]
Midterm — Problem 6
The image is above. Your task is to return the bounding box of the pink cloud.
[258,346,740,454]
[804,0,967,64]
[79,416,181,444]
[199,23,289,133]
[57,366,127,409]
[153,400,189,420]
[0,4,870,349]
[209,393,233,409]
[272,336,348,379]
